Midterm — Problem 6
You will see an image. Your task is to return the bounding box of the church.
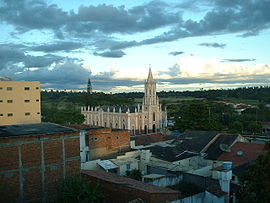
[81,68,167,135]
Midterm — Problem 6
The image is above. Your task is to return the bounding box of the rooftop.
[173,130,219,153]
[205,133,240,160]
[82,170,179,194]
[217,142,266,168]
[0,122,77,137]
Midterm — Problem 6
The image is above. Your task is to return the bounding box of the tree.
[57,176,104,203]
[126,169,142,181]
[237,143,270,203]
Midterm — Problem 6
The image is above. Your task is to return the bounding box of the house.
[0,123,80,202]
[69,125,130,162]
[81,170,180,203]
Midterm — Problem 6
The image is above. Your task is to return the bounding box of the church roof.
[100,105,138,113]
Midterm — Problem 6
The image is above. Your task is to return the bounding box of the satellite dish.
[219,144,231,152]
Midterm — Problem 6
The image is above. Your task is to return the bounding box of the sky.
[0,0,270,92]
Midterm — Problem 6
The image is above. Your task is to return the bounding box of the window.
[24,100,30,103]
[7,87,12,91]
[36,99,39,102]
[90,137,97,141]
[7,113,13,117]
[0,114,3,116]
[24,87,30,90]
[0,87,2,90]
[25,112,30,116]
[37,112,40,114]
[0,100,3,103]
[153,112,155,121]
[36,87,39,90]
[7,100,13,103]
[126,164,130,170]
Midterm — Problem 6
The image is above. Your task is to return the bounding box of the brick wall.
[0,131,80,202]
[86,128,130,159]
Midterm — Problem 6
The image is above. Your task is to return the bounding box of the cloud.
[223,58,256,62]
[93,50,126,58]
[169,51,184,56]
[30,41,83,52]
[199,42,226,48]
[159,64,181,77]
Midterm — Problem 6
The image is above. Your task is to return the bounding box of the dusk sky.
[0,0,270,92]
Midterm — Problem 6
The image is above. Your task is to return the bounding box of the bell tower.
[142,66,161,133]
[143,67,159,106]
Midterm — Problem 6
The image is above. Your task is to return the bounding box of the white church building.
[81,68,167,135]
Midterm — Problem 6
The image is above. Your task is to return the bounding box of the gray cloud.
[30,41,83,52]
[223,58,256,62]
[169,51,184,56]
[158,64,181,77]
[199,42,226,48]
[93,50,126,58]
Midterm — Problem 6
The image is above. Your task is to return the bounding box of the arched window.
[153,124,156,133]
[144,125,147,134]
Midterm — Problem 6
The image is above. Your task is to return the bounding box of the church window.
[105,122,107,127]
[153,112,155,121]
[123,124,125,130]
[7,87,12,91]
[24,87,30,90]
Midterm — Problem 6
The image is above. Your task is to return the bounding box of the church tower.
[87,78,92,94]
[142,67,161,133]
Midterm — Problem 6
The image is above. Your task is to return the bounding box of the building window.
[7,113,13,117]
[126,164,130,170]
[7,100,13,103]
[24,100,30,103]
[0,87,2,90]
[0,114,3,116]
[90,137,97,141]
[24,87,30,90]
[0,100,3,103]
[36,99,39,102]
[7,87,12,91]
[153,112,155,121]
[36,87,39,90]
[37,112,40,114]
[25,112,30,116]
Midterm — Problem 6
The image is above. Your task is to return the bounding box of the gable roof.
[173,130,219,153]
[217,142,266,168]
[205,134,240,160]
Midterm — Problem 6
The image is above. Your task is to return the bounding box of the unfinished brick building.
[74,126,130,161]
[0,123,80,202]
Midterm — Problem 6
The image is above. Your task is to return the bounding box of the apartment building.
[0,81,41,125]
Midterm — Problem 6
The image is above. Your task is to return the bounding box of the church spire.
[146,65,154,83]
[87,78,92,94]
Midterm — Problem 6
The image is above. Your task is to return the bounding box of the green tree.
[245,121,262,134]
[57,176,104,203]
[238,143,270,203]
[126,169,142,181]
[229,121,243,133]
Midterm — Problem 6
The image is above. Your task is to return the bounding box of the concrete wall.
[144,175,182,187]
[171,191,224,203]
[0,81,41,125]
[0,131,80,202]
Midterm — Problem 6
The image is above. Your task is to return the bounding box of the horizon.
[1,0,270,92]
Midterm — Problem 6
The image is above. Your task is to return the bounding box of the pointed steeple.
[146,65,154,83]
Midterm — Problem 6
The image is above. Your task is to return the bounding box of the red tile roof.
[217,142,266,168]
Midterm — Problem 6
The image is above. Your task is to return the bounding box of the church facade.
[81,68,167,135]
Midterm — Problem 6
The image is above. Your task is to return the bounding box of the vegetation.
[237,143,270,203]
[170,181,203,198]
[40,86,270,134]
[126,169,142,181]
[57,176,104,203]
